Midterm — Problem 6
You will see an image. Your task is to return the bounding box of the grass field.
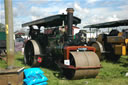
[0,52,128,85]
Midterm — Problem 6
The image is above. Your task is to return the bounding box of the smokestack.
[66,8,74,40]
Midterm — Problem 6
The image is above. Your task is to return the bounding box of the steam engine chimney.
[66,8,74,40]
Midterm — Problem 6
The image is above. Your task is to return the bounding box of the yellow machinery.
[84,19,128,61]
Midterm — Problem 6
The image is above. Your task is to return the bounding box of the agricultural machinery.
[84,19,128,61]
[22,8,101,79]
[0,32,6,55]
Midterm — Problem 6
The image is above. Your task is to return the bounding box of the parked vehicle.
[0,32,6,55]
[84,19,128,61]
[22,8,101,79]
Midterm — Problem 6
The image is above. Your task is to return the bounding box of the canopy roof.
[22,14,81,28]
[84,19,128,28]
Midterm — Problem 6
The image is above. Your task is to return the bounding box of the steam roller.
[22,8,101,80]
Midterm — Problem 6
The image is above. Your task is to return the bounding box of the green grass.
[0,52,128,85]
[0,59,7,68]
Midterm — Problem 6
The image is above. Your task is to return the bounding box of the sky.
[0,0,128,31]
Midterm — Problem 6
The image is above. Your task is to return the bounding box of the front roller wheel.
[24,40,42,66]
[63,51,101,79]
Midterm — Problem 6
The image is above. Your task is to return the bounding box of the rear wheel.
[24,40,41,66]
[91,41,104,60]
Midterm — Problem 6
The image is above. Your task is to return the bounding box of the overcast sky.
[0,0,128,31]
